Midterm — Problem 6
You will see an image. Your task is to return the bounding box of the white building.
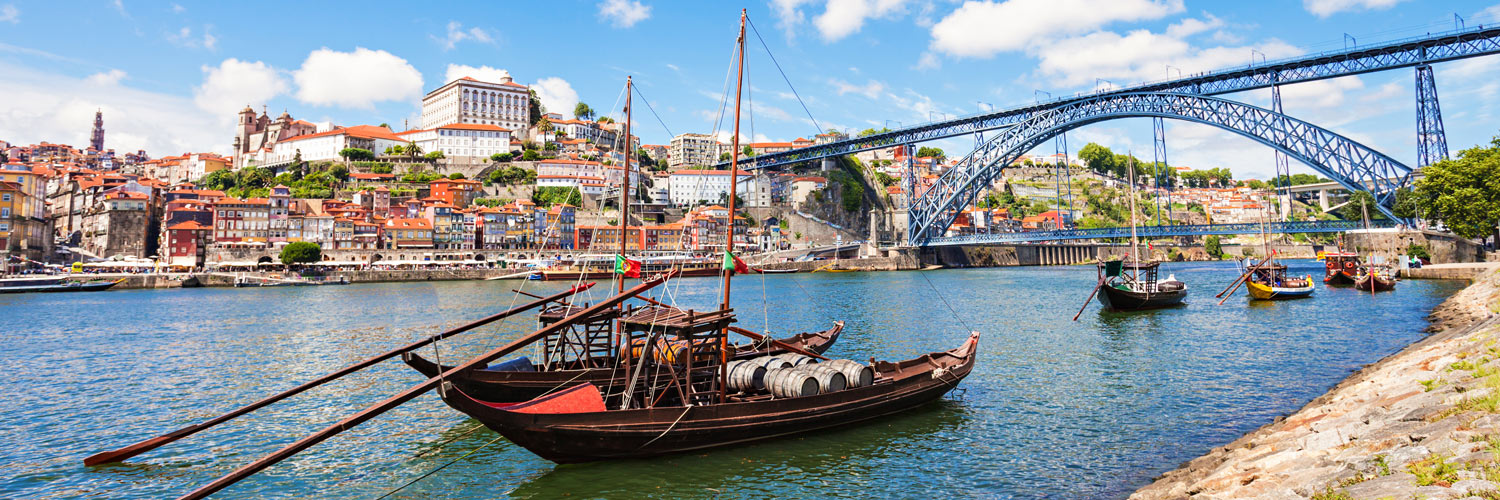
[397,123,513,160]
[537,174,609,197]
[421,76,531,133]
[669,133,724,168]
[270,125,408,166]
[668,169,768,207]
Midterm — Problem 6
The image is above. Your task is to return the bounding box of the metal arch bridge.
[905,92,1414,245]
[925,220,1396,246]
[717,25,1500,172]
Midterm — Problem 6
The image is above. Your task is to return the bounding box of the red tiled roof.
[167,221,211,231]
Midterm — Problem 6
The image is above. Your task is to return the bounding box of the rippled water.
[0,260,1466,499]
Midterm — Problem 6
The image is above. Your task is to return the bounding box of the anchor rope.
[374,433,505,500]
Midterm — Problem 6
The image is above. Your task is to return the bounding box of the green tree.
[371,164,393,174]
[537,118,554,133]
[490,152,513,162]
[1415,136,1500,241]
[856,127,891,137]
[1204,235,1223,259]
[533,186,582,207]
[339,148,374,162]
[279,241,321,266]
[528,89,545,126]
[719,151,732,161]
[743,145,755,157]
[522,150,542,161]
[1337,190,1386,222]
[404,142,422,160]
[1077,143,1115,174]
[447,172,465,180]
[915,146,945,159]
[573,102,594,120]
[425,151,446,161]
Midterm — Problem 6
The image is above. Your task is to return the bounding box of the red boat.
[1322,251,1361,285]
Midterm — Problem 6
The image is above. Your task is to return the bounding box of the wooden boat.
[1245,263,1315,300]
[1355,269,1397,292]
[1322,251,1361,285]
[0,278,123,293]
[402,321,844,403]
[539,263,724,281]
[755,268,798,274]
[1095,260,1187,311]
[440,331,978,463]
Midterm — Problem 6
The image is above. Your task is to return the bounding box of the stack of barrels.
[724,354,875,399]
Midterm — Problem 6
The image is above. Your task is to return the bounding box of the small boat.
[0,278,125,293]
[0,276,66,289]
[1355,269,1397,292]
[404,320,844,403]
[440,331,979,464]
[1245,263,1315,300]
[1095,260,1188,311]
[1322,251,1361,285]
[755,268,798,274]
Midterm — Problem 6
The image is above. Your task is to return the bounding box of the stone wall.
[1346,228,1484,264]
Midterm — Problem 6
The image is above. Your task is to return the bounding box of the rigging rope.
[374,434,506,500]
[917,269,976,333]
[631,85,674,138]
[745,14,823,136]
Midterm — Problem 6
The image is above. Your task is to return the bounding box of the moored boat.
[1322,251,1361,285]
[1095,260,1188,311]
[0,277,123,293]
[441,331,979,463]
[1355,269,1397,292]
[1245,263,1314,300]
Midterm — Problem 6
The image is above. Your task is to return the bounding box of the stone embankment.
[1131,264,1500,500]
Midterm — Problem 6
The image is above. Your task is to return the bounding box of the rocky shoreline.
[1131,265,1500,500]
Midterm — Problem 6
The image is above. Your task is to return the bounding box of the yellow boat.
[1245,265,1315,300]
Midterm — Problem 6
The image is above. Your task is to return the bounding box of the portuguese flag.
[614,254,641,278]
[722,251,750,274]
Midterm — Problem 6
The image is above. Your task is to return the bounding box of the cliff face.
[1131,266,1500,500]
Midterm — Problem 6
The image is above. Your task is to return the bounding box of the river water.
[0,260,1466,499]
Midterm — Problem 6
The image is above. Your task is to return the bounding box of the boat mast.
[719,9,747,404]
[1127,154,1141,279]
[617,76,633,296]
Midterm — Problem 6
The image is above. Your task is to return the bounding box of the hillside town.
[0,73,1303,272]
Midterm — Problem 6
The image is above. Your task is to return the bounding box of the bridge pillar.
[1415,64,1450,167]
[1319,189,1331,211]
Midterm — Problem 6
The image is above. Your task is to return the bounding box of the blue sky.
[1,0,1499,179]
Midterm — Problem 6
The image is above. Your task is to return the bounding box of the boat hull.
[1324,270,1358,285]
[404,322,843,403]
[0,280,121,293]
[1096,285,1187,311]
[1246,281,1314,300]
[441,333,978,463]
[1355,274,1397,292]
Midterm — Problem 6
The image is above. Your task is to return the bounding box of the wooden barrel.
[726,360,766,392]
[770,354,816,367]
[764,368,819,398]
[753,356,793,370]
[825,359,874,387]
[794,364,847,393]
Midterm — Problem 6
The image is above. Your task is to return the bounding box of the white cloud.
[111,0,125,16]
[433,21,494,50]
[930,0,1184,58]
[166,25,217,50]
[914,52,941,70]
[532,77,579,116]
[85,69,127,86]
[0,4,18,24]
[444,64,511,84]
[195,59,288,120]
[771,0,816,40]
[1302,0,1409,18]
[0,60,223,156]
[1034,24,1301,87]
[830,78,886,99]
[665,63,680,72]
[598,0,651,28]
[293,48,422,109]
[171,3,184,13]
[814,0,910,41]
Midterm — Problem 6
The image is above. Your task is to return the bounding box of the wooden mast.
[719,9,747,404]
[617,76,633,296]
[1127,154,1141,279]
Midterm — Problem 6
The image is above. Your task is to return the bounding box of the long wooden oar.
[176,272,674,500]
[1073,281,1104,321]
[728,326,829,361]
[1214,254,1275,299]
[84,282,596,467]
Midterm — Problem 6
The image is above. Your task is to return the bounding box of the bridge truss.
[925,219,1396,246]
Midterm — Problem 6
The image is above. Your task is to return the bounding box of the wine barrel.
[753,356,793,370]
[770,354,816,367]
[726,360,767,392]
[793,364,847,393]
[764,368,819,398]
[825,359,874,388]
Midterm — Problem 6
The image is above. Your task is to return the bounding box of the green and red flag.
[722,251,750,274]
[614,254,641,278]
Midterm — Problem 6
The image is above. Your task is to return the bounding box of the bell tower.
[89,109,105,151]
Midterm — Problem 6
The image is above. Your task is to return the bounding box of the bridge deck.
[925,220,1397,246]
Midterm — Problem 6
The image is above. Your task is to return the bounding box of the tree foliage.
[1414,136,1500,240]
[279,241,321,266]
[339,148,375,161]
[532,186,582,207]
[1204,235,1223,259]
[487,166,536,186]
[424,151,446,161]
[856,127,892,138]
[574,102,594,121]
[490,152,513,162]
[915,146,945,159]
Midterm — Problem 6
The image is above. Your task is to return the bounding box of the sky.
[1,0,1499,180]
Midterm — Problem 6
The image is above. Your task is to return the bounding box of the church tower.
[89,109,105,151]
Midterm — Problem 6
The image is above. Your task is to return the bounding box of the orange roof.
[279,125,405,144]
[166,221,211,231]
[387,218,433,229]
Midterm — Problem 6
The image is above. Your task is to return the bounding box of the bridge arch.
[908,92,1414,245]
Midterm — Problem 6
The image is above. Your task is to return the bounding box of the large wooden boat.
[402,321,843,402]
[539,262,724,281]
[1355,269,1397,292]
[1095,260,1188,311]
[1245,263,1314,300]
[1322,251,1361,285]
[440,331,978,463]
[0,277,123,293]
